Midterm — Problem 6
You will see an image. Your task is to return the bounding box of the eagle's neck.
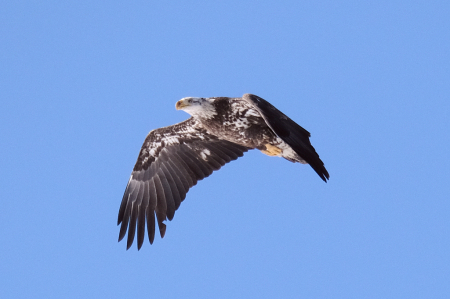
[187,99,217,119]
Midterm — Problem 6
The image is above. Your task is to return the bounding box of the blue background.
[1,1,449,298]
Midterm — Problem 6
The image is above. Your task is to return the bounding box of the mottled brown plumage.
[118,94,329,250]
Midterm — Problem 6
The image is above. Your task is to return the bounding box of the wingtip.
[126,234,135,250]
[118,230,126,242]
[321,171,330,183]
[159,223,167,238]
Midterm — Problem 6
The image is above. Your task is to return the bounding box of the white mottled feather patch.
[244,108,261,118]
[163,135,180,145]
[200,148,211,160]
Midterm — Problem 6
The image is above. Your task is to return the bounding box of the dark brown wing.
[242,94,329,182]
[118,117,249,250]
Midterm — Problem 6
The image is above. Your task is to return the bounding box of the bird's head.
[175,97,217,119]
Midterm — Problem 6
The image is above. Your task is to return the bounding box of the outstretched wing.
[118,117,249,250]
[242,94,329,182]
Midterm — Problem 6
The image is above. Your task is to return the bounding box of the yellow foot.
[261,143,282,156]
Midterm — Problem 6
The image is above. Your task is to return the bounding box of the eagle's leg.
[260,143,282,157]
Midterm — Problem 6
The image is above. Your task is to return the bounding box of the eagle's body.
[183,97,290,158]
[118,94,329,249]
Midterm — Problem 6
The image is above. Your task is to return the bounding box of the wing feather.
[118,192,133,242]
[169,150,197,186]
[176,148,207,179]
[117,177,134,225]
[127,201,138,249]
[202,143,232,164]
[153,175,167,238]
[137,182,149,249]
[160,162,182,210]
[146,179,157,244]
[164,156,190,194]
[158,172,176,221]
[242,93,329,182]
[208,142,241,160]
[118,117,250,249]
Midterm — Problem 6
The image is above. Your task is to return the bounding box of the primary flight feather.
[118,94,329,249]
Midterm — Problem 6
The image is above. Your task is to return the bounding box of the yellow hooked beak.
[175,99,189,110]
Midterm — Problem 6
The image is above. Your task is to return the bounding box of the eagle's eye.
[188,99,192,103]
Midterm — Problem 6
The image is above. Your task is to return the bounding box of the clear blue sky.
[1,1,449,298]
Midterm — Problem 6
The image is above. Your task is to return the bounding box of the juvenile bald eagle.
[118,93,329,249]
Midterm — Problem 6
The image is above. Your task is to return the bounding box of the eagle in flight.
[118,94,329,249]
